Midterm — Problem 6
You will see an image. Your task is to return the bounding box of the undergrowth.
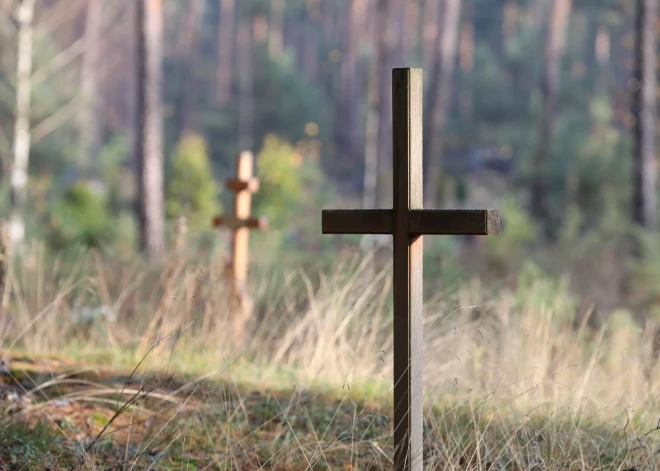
[1,244,660,469]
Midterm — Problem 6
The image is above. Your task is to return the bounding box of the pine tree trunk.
[136,0,165,261]
[9,0,36,245]
[363,0,384,209]
[530,0,572,229]
[237,18,254,151]
[337,0,366,185]
[632,0,657,230]
[176,0,204,137]
[425,0,462,208]
[77,0,103,169]
[216,0,235,105]
[459,5,474,120]
[422,0,441,72]
[375,0,401,207]
[268,0,285,57]
[302,0,319,79]
[404,0,421,59]
[502,0,518,44]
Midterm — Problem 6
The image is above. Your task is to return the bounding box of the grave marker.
[322,68,500,471]
[213,151,267,341]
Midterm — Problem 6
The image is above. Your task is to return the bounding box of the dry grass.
[1,242,660,469]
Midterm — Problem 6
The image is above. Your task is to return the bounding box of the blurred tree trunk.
[425,0,462,208]
[337,0,366,185]
[216,0,235,105]
[375,0,403,207]
[135,0,165,261]
[302,0,319,79]
[77,0,103,169]
[176,0,204,137]
[594,25,611,93]
[422,0,441,72]
[632,0,657,230]
[404,0,421,59]
[9,0,36,245]
[363,0,384,209]
[269,0,285,57]
[459,4,474,120]
[530,0,572,231]
[237,18,254,151]
[503,0,518,44]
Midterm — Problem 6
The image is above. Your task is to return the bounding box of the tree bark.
[404,0,421,59]
[459,4,474,120]
[135,0,165,261]
[268,0,285,57]
[375,0,403,208]
[422,0,441,72]
[9,0,36,245]
[502,0,518,44]
[237,18,254,152]
[632,0,657,230]
[77,0,103,169]
[424,0,462,208]
[216,0,235,105]
[530,0,572,228]
[302,0,319,79]
[363,0,384,209]
[337,0,367,185]
[176,0,205,137]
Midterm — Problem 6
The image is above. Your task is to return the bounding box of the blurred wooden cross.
[322,69,500,471]
[213,151,268,341]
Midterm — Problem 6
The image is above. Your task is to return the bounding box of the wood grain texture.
[409,209,500,235]
[322,209,392,234]
[320,67,501,471]
[392,68,424,471]
[232,151,254,284]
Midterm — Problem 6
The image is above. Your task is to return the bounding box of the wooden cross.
[213,151,267,340]
[322,69,500,471]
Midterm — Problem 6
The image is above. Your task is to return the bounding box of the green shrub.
[48,181,113,249]
[166,134,221,230]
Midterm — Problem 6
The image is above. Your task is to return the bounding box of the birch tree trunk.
[632,0,657,230]
[530,0,572,227]
[425,0,462,208]
[136,0,165,261]
[9,0,36,245]
[77,0,103,168]
[216,0,235,105]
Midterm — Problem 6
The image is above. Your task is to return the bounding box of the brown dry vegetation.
[1,243,660,469]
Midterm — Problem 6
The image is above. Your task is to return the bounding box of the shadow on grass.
[0,354,657,470]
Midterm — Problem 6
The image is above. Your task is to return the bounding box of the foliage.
[484,194,538,273]
[166,134,221,230]
[253,134,325,232]
[48,181,113,249]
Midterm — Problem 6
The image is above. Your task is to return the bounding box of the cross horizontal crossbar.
[226,178,260,193]
[322,209,500,236]
[213,215,268,231]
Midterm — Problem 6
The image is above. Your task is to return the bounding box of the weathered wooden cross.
[213,151,268,340]
[322,69,500,471]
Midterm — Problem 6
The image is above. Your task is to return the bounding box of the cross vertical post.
[213,151,267,341]
[392,68,424,471]
[321,68,500,471]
